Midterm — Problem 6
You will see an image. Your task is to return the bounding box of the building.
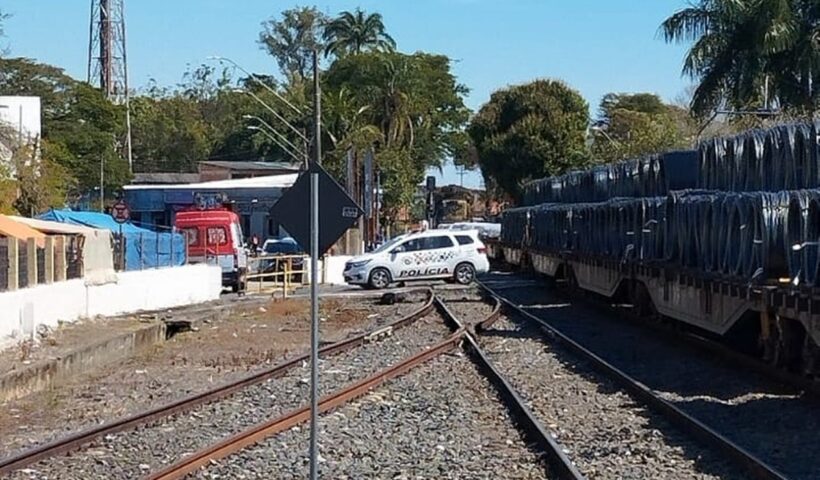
[131,173,201,185]
[198,161,300,182]
[123,174,298,241]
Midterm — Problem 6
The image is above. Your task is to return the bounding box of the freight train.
[492,121,820,375]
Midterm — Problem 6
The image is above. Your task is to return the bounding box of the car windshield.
[372,236,405,253]
[264,241,300,254]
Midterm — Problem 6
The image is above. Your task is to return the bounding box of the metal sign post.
[267,50,362,480]
[309,48,321,480]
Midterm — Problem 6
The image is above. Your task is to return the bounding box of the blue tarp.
[38,209,186,271]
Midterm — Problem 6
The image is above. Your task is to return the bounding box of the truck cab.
[175,208,247,292]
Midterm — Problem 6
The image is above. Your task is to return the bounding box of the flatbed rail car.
[485,239,820,374]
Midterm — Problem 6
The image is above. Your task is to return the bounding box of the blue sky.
[1,0,693,187]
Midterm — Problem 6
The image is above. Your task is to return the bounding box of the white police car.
[343,229,491,289]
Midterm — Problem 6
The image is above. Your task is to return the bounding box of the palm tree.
[660,0,801,116]
[323,8,396,58]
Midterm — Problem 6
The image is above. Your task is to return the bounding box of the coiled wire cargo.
[698,122,819,191]
[521,150,699,206]
[502,119,820,287]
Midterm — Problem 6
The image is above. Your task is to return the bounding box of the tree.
[660,0,820,116]
[259,7,327,79]
[324,51,470,218]
[323,8,396,58]
[13,143,76,216]
[468,79,590,202]
[591,93,695,163]
[0,9,9,57]
[0,58,130,197]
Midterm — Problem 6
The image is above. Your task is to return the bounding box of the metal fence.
[246,254,309,295]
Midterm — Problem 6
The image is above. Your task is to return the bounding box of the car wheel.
[454,263,476,285]
[368,268,391,289]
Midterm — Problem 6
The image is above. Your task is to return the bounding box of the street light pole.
[243,114,308,167]
[246,126,304,164]
[235,88,308,143]
[208,55,302,115]
[309,48,321,480]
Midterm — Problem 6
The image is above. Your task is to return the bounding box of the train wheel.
[629,281,654,319]
[768,316,805,370]
[801,334,820,377]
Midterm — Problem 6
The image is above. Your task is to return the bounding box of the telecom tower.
[87,0,132,171]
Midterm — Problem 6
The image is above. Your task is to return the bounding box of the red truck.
[175,208,248,292]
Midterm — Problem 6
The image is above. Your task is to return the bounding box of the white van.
[343,229,491,289]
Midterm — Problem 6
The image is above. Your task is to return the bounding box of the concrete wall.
[0,264,222,349]
[303,256,352,285]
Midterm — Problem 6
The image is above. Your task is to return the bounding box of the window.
[206,227,228,246]
[422,236,454,250]
[400,238,424,252]
[455,235,474,245]
[182,227,199,246]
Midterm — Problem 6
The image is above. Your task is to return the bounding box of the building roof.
[11,216,103,236]
[0,215,46,247]
[132,173,201,185]
[123,173,300,191]
[198,161,300,172]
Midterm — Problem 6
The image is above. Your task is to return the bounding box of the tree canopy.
[591,92,695,163]
[0,58,129,211]
[0,9,8,57]
[468,79,590,201]
[661,0,820,116]
[323,8,396,58]
[324,51,470,216]
[258,7,327,80]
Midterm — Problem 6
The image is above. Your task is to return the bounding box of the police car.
[343,229,490,289]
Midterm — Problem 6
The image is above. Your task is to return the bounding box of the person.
[249,235,260,256]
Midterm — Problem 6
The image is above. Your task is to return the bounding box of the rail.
[145,331,465,480]
[0,288,434,475]
[477,279,789,480]
[433,294,584,480]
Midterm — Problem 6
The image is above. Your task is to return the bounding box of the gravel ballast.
[6,307,450,480]
[192,351,553,480]
[436,286,743,480]
[0,294,426,456]
[490,271,820,480]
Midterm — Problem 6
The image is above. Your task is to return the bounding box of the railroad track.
[2,288,572,479]
[477,276,805,480]
[8,283,801,479]
[1,289,438,477]
[146,291,580,480]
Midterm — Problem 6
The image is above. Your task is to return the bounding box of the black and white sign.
[270,162,363,256]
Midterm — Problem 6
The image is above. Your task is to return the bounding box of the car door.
[417,235,457,278]
[390,237,425,281]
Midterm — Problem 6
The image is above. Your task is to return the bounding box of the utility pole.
[309,48,321,480]
[100,152,105,213]
[457,166,467,187]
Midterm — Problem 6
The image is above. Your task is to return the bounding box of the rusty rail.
[145,331,465,480]
[477,279,789,480]
[0,288,435,475]
[434,295,585,480]
[474,294,502,332]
